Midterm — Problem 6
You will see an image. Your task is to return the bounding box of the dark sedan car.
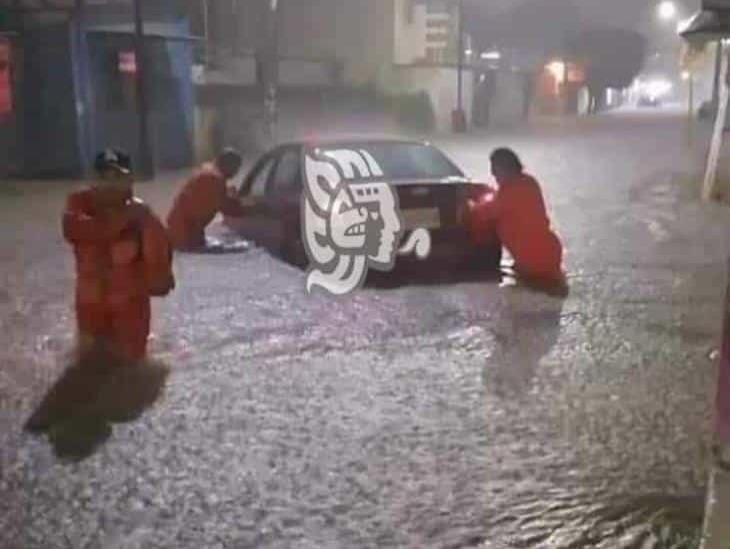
[223,139,501,272]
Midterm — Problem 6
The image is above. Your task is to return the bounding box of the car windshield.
[322,143,464,181]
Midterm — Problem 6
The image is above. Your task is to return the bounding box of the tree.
[566,27,647,113]
[464,0,583,58]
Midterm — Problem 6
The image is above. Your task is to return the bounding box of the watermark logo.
[302,148,431,296]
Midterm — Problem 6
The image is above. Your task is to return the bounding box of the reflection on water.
[484,277,706,546]
[24,346,169,461]
[185,236,252,255]
[485,279,565,399]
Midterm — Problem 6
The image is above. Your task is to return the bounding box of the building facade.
[194,0,475,134]
[0,0,195,179]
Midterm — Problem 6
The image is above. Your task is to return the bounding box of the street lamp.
[264,0,279,145]
[133,0,154,179]
[658,1,678,21]
[457,0,463,105]
[453,0,467,133]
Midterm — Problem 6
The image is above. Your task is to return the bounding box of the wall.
[333,0,394,86]
[278,59,333,87]
[275,0,394,87]
[198,55,335,88]
[490,70,528,127]
[21,24,82,178]
[195,86,397,158]
[393,0,457,65]
[215,0,394,88]
[393,0,427,65]
[0,34,21,177]
[85,0,187,26]
[87,28,194,171]
[198,56,257,86]
[276,0,338,60]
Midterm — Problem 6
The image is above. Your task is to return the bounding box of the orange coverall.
[467,173,564,283]
[63,190,175,362]
[166,163,246,250]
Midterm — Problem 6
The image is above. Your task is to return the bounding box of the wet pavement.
[1,111,729,548]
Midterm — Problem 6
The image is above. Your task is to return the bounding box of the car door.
[266,146,303,248]
[232,152,278,245]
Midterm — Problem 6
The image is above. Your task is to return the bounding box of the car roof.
[276,136,434,149]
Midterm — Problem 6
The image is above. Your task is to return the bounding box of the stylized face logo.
[330,182,403,265]
[301,147,430,296]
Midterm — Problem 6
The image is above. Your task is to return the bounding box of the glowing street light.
[657,1,677,21]
[547,60,567,84]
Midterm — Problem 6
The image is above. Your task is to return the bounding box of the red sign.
[0,39,11,117]
[118,51,137,74]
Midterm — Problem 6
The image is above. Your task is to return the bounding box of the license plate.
[402,208,441,229]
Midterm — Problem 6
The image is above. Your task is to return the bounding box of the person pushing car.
[166,148,248,252]
[465,147,566,291]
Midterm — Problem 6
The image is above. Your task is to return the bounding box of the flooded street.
[2,112,729,547]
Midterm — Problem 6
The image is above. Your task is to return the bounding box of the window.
[269,150,301,195]
[246,157,275,197]
[425,47,445,64]
[321,144,462,180]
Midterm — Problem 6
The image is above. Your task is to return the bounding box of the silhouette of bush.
[390,91,436,133]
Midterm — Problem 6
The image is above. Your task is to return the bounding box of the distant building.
[193,0,476,133]
[0,0,195,179]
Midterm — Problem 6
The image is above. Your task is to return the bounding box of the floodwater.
[1,111,729,548]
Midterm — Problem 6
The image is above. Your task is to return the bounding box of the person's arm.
[464,187,501,245]
[62,193,131,244]
[217,179,247,217]
[220,193,247,217]
[138,204,175,297]
[467,188,500,222]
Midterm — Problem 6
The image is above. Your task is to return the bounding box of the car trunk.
[395,180,490,232]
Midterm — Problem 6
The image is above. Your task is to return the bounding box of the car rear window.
[323,143,464,181]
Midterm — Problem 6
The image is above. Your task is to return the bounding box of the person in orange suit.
[466,148,566,291]
[63,149,175,364]
[166,148,247,251]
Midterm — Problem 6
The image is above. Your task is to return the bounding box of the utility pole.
[264,0,279,146]
[74,0,91,177]
[231,0,239,55]
[457,0,463,113]
[133,0,155,179]
[453,0,466,133]
[714,39,722,108]
[271,0,279,144]
[202,0,210,67]
[702,43,728,202]
[688,70,695,145]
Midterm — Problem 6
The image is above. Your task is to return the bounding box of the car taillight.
[468,184,495,203]
[458,185,495,229]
